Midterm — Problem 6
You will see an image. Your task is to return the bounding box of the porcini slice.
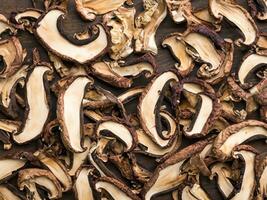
[13,64,52,144]
[57,76,93,152]
[34,8,108,64]
[0,159,26,182]
[0,185,24,200]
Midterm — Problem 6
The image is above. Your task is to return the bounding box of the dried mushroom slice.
[0,185,25,200]
[209,0,258,46]
[0,158,26,182]
[165,0,188,23]
[104,6,135,60]
[0,14,16,36]
[138,71,179,147]
[57,76,93,152]
[135,0,167,54]
[162,33,194,77]
[18,168,62,200]
[33,150,72,192]
[181,184,211,200]
[95,176,141,200]
[255,152,267,199]
[13,64,52,144]
[209,163,234,198]
[142,139,210,200]
[73,166,95,200]
[231,145,258,200]
[75,0,129,21]
[212,120,267,161]
[34,8,108,64]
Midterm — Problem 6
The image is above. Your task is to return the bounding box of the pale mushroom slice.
[75,0,129,21]
[165,0,188,23]
[210,163,234,198]
[209,0,258,46]
[181,184,211,200]
[73,166,95,200]
[138,71,179,147]
[212,120,267,161]
[57,76,93,152]
[13,64,52,144]
[0,185,24,200]
[162,33,194,77]
[135,0,167,54]
[18,168,62,200]
[34,8,108,64]
[231,145,258,200]
[0,158,26,181]
[0,14,16,36]
[255,152,267,199]
[95,177,141,200]
[33,150,72,192]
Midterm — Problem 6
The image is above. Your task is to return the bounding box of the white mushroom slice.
[0,119,20,133]
[12,9,42,27]
[73,167,94,200]
[0,159,26,181]
[182,186,198,200]
[138,71,179,147]
[13,64,51,144]
[190,184,210,200]
[0,185,22,200]
[57,76,93,152]
[34,9,108,64]
[209,0,258,45]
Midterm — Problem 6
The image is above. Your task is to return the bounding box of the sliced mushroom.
[0,158,26,182]
[210,162,234,198]
[209,0,258,46]
[164,0,188,23]
[181,184,211,200]
[135,0,167,54]
[212,120,267,161]
[34,8,108,64]
[75,0,129,21]
[57,75,93,152]
[18,168,62,200]
[13,64,52,144]
[255,152,267,199]
[95,176,141,200]
[0,14,16,36]
[138,71,179,147]
[0,185,25,200]
[33,150,72,191]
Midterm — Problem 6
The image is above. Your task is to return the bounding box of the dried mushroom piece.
[75,0,130,21]
[255,152,267,199]
[0,14,16,37]
[18,168,62,200]
[13,64,52,144]
[209,0,258,46]
[95,176,141,200]
[165,0,188,24]
[57,75,93,152]
[0,185,25,200]
[210,163,234,198]
[181,184,211,200]
[0,158,26,182]
[44,0,68,10]
[135,0,167,54]
[34,8,108,64]
[138,71,179,147]
[212,120,267,161]
[248,0,267,20]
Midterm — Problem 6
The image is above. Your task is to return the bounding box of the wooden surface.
[0,0,267,199]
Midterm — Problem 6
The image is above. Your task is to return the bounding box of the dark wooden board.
[0,0,266,199]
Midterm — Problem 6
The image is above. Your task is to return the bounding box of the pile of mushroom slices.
[0,0,266,199]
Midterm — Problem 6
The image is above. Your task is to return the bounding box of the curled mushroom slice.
[0,158,26,182]
[209,0,258,46]
[231,145,258,200]
[73,166,95,200]
[0,185,25,200]
[95,177,141,200]
[181,184,211,200]
[0,14,16,36]
[162,33,194,77]
[138,71,179,147]
[212,120,267,161]
[18,168,62,200]
[57,76,93,152]
[34,8,108,64]
[255,152,267,199]
[13,64,52,144]
[33,150,72,191]
[142,139,210,200]
[210,163,234,198]
[135,0,167,54]
[75,0,129,21]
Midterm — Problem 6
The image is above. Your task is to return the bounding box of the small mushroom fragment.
[230,145,258,200]
[18,168,62,200]
[0,185,25,200]
[164,0,188,24]
[212,120,267,161]
[13,64,52,144]
[135,0,167,54]
[209,0,258,46]
[181,184,211,200]
[33,150,72,192]
[73,166,95,200]
[138,71,179,147]
[0,158,26,182]
[75,0,130,21]
[95,176,141,200]
[34,8,108,64]
[162,33,194,77]
[210,163,234,198]
[0,14,16,37]
[255,152,267,199]
[57,75,93,152]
